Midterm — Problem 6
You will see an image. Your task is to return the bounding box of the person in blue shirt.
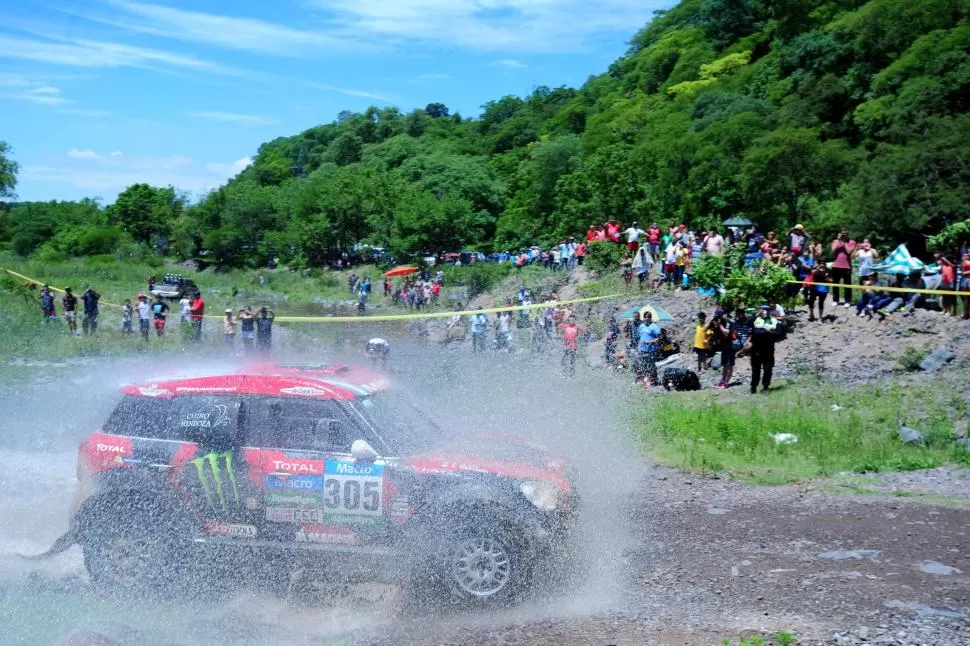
[636,312,662,387]
[471,309,489,353]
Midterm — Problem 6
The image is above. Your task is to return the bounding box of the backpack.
[662,368,701,392]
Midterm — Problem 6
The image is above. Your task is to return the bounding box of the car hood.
[405,441,572,494]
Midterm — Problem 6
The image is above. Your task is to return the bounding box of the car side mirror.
[351,439,378,462]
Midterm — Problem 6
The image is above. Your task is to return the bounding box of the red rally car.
[48,368,578,604]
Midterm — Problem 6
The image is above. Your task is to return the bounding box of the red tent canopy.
[382,265,419,278]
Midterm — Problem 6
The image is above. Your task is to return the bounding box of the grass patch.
[636,382,970,483]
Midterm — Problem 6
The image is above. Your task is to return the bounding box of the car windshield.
[349,393,447,455]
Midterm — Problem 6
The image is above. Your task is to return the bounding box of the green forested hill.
[3,0,969,268]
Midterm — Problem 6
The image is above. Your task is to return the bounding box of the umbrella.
[870,244,925,275]
[382,265,419,278]
[723,216,754,227]
[618,304,675,322]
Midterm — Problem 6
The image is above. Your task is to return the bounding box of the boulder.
[956,438,970,451]
[919,347,957,373]
[899,426,924,445]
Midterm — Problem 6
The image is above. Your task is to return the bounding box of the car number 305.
[324,477,381,514]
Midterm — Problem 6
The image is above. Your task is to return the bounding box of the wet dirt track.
[370,468,970,645]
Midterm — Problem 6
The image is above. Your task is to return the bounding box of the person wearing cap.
[742,305,779,394]
[788,224,807,251]
[223,309,236,345]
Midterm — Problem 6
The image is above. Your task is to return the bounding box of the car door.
[248,398,390,547]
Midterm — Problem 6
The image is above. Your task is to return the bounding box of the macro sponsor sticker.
[265,493,322,507]
[264,474,324,491]
[324,460,384,477]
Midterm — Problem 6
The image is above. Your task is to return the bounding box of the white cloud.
[16,85,72,105]
[68,148,103,160]
[60,108,113,118]
[21,152,245,197]
[72,0,376,57]
[189,111,278,126]
[405,72,453,84]
[110,151,124,156]
[0,33,244,76]
[206,156,253,178]
[309,0,666,52]
[307,82,394,103]
[496,58,527,68]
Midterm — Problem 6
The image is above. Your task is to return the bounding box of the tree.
[108,184,183,246]
[425,103,450,119]
[0,141,18,199]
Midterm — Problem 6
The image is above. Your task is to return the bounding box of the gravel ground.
[369,467,970,646]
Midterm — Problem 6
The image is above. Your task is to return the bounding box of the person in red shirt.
[190,291,205,341]
[936,253,957,316]
[586,225,597,242]
[561,316,583,377]
[606,221,621,244]
[830,228,857,307]
[960,251,970,320]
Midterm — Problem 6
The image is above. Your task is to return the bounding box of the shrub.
[584,240,626,273]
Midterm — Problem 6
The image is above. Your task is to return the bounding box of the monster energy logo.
[191,451,241,513]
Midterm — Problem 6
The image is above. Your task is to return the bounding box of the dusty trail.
[0,336,967,645]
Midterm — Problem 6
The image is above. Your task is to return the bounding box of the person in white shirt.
[179,296,191,323]
[624,222,646,252]
[136,294,151,342]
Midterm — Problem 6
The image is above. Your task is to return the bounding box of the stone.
[920,561,962,575]
[919,347,956,373]
[956,438,970,451]
[899,426,924,445]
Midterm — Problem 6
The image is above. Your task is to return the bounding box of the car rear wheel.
[83,516,177,595]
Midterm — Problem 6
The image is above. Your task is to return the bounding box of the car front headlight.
[520,480,558,511]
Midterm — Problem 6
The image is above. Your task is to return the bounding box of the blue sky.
[1,0,671,203]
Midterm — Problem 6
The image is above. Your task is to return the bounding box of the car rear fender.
[73,472,197,544]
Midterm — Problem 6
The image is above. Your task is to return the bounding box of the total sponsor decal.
[204,521,257,538]
[270,458,322,475]
[95,443,126,454]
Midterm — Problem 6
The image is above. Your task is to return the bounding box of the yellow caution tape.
[787,279,970,297]
[2,266,626,323]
